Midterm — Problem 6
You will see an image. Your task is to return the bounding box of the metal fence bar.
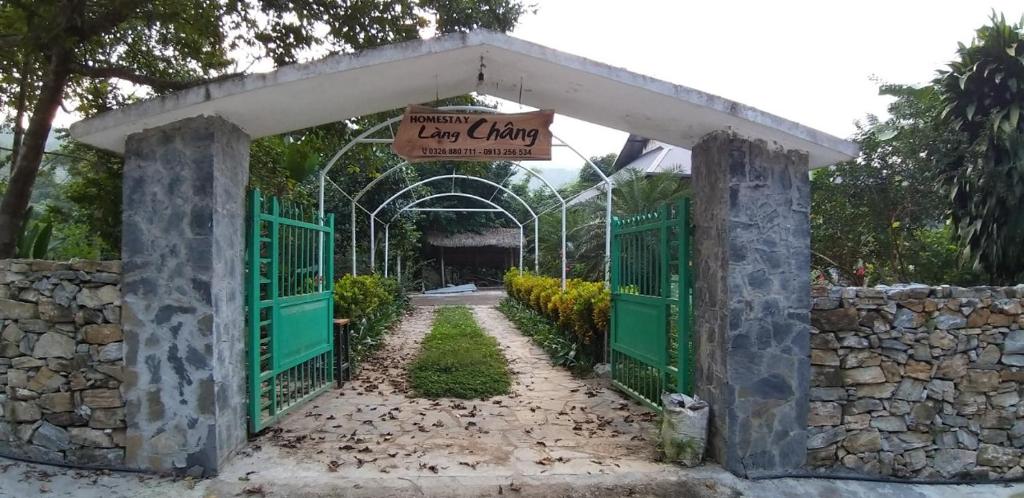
[677,198,692,394]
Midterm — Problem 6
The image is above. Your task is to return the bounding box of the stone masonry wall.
[808,284,1024,480]
[0,259,125,468]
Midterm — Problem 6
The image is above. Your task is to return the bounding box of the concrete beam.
[69,30,856,167]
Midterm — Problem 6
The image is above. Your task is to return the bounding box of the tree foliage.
[0,0,525,257]
[48,140,123,258]
[528,169,689,282]
[576,152,617,186]
[933,12,1024,283]
[810,84,976,285]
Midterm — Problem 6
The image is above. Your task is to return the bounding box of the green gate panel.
[610,199,692,410]
[246,190,335,433]
[277,294,333,369]
[611,296,668,367]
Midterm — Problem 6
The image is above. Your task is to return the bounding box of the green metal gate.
[609,198,692,410]
[246,190,335,433]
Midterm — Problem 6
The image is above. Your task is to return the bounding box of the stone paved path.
[204,304,675,495]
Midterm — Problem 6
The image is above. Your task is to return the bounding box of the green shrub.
[334,274,389,322]
[502,269,609,358]
[409,306,511,399]
[333,273,408,366]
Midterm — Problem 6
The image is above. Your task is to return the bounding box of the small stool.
[333,318,352,387]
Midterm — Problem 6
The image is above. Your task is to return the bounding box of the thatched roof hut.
[422,228,522,288]
[425,228,520,248]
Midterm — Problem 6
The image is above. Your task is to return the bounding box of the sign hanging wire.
[518,75,525,111]
[477,56,486,87]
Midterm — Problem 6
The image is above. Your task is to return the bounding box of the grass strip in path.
[409,306,511,399]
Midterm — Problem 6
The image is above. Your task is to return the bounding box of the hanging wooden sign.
[392,105,554,162]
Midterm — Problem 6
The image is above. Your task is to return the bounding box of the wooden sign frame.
[392,105,554,162]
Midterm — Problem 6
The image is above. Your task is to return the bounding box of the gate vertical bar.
[369,215,375,272]
[245,191,261,431]
[609,216,620,365]
[605,185,612,282]
[327,212,335,382]
[659,205,671,390]
[676,198,692,394]
[269,196,280,416]
[519,225,524,274]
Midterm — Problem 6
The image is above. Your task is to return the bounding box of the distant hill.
[0,131,64,151]
[512,166,580,189]
[1,131,65,174]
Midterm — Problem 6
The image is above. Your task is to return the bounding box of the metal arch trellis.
[368,174,539,273]
[346,159,566,285]
[386,192,529,279]
[315,105,615,288]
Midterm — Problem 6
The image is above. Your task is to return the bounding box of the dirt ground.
[227,305,670,482]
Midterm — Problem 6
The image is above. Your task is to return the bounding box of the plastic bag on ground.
[660,392,709,467]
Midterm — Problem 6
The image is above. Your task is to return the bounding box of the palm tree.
[561,170,690,280]
[934,13,1024,283]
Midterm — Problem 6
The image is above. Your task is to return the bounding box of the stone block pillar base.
[120,116,250,475]
[691,131,811,476]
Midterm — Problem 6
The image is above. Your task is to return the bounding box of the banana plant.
[15,205,53,259]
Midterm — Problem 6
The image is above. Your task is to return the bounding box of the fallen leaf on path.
[355,455,378,468]
[239,483,266,496]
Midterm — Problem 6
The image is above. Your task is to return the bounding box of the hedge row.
[503,269,610,349]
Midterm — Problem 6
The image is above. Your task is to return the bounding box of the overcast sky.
[502,0,1023,175]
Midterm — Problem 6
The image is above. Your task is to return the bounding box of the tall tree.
[577,153,617,185]
[934,13,1024,283]
[0,0,525,257]
[811,84,965,285]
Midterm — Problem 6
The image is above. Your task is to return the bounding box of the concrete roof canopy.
[70,30,857,167]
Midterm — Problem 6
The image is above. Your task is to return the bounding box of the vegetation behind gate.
[333,274,408,366]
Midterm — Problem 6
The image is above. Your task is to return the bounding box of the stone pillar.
[691,131,811,476]
[120,116,250,475]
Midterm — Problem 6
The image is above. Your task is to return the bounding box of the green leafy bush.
[334,274,390,322]
[333,273,408,366]
[503,269,609,357]
[409,306,511,399]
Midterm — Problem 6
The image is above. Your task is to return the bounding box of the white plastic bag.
[660,392,709,467]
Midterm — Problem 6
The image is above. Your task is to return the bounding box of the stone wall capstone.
[0,259,125,468]
[808,284,1024,480]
